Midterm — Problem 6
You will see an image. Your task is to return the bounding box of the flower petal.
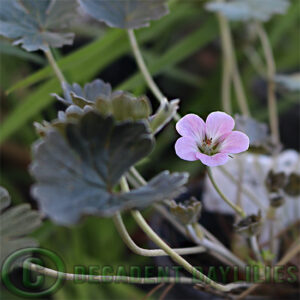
[175,137,199,161]
[219,131,249,154]
[196,152,229,167]
[205,111,235,142]
[176,114,205,142]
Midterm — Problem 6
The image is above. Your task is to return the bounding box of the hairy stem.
[207,168,246,218]
[255,22,280,146]
[218,14,232,114]
[120,176,245,291]
[127,30,180,121]
[113,212,205,256]
[219,166,267,211]
[187,225,246,268]
[217,14,250,116]
[44,47,67,85]
[249,235,263,263]
[25,263,197,284]
[131,209,249,292]
[127,29,166,103]
[237,239,300,300]
[128,167,245,267]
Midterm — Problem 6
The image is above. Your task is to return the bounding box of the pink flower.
[175,112,249,167]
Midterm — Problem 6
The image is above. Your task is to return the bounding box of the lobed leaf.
[150,100,179,134]
[0,0,78,51]
[30,111,188,225]
[0,187,41,268]
[206,0,290,22]
[78,0,169,29]
[52,79,152,122]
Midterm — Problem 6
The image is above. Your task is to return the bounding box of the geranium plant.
[0,0,299,299]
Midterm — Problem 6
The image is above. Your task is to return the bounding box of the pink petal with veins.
[176,113,205,142]
[205,111,235,142]
[196,152,229,167]
[175,137,199,161]
[219,131,249,154]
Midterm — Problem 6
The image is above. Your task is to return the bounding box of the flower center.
[198,137,219,156]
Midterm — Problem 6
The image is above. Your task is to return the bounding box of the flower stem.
[187,224,246,268]
[207,168,246,218]
[218,14,232,114]
[217,13,250,116]
[25,262,196,284]
[236,239,300,300]
[221,56,232,114]
[128,167,246,267]
[255,22,280,146]
[219,166,267,211]
[127,29,180,122]
[44,47,67,85]
[131,209,248,292]
[121,176,247,292]
[113,212,205,256]
[249,235,263,263]
[127,29,166,104]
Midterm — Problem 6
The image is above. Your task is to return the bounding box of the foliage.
[30,110,188,224]
[78,0,169,29]
[0,187,41,268]
[53,79,152,121]
[0,0,77,51]
[0,0,299,298]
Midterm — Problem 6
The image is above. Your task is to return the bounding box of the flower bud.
[284,173,300,197]
[234,212,262,236]
[269,192,285,208]
[265,170,286,193]
[169,197,202,225]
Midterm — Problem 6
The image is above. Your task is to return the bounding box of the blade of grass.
[1,5,198,143]
[6,4,197,94]
[5,29,124,94]
[118,19,218,91]
[0,40,46,65]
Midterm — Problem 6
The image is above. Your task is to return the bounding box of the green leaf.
[6,3,193,94]
[53,79,113,105]
[30,111,188,225]
[0,31,127,144]
[0,39,46,64]
[0,187,10,211]
[1,4,200,143]
[6,29,125,94]
[0,186,41,269]
[119,19,218,90]
[206,0,289,22]
[0,78,58,144]
[0,0,78,51]
[53,79,152,121]
[78,0,169,29]
[96,92,152,121]
[150,99,179,134]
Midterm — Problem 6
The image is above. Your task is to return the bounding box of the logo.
[2,248,65,298]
